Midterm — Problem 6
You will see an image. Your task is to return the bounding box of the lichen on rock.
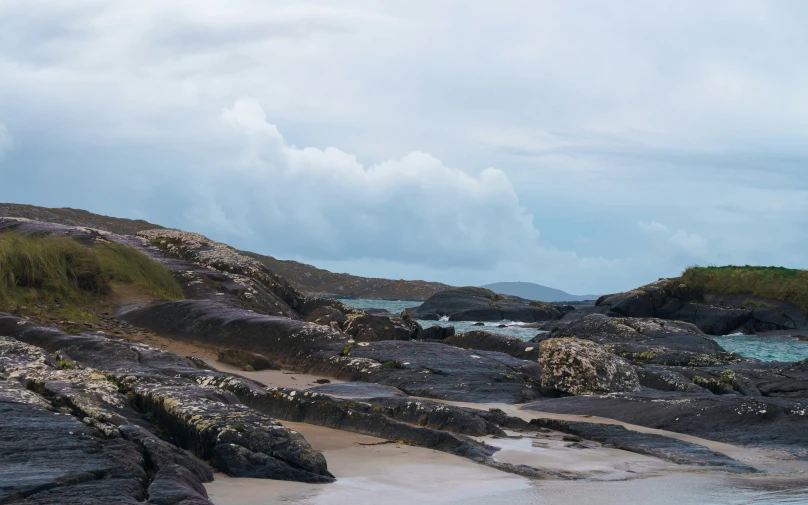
[539,337,640,395]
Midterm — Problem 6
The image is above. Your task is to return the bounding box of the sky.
[1,0,807,295]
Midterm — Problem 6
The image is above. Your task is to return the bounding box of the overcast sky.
[1,1,807,295]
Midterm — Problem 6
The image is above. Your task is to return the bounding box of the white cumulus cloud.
[199,98,541,268]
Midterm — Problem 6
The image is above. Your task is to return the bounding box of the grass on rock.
[681,265,808,311]
[0,233,183,318]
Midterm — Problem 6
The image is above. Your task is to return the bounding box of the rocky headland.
[1,209,807,503]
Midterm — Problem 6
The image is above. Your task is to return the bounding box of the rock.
[637,367,707,393]
[309,382,409,399]
[118,301,544,403]
[538,337,640,395]
[407,287,563,322]
[0,315,335,484]
[596,278,808,335]
[535,313,739,366]
[305,306,348,326]
[444,330,540,360]
[218,349,280,371]
[341,313,415,342]
[529,419,758,473]
[418,325,456,340]
[472,322,485,326]
[523,391,808,459]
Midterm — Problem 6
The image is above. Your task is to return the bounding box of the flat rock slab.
[522,392,808,458]
[308,382,409,399]
[0,379,148,504]
[528,418,758,473]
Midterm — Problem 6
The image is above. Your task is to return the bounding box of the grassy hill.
[681,265,808,311]
[1,203,451,300]
[0,233,183,320]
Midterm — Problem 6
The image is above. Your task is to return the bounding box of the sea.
[338,299,808,362]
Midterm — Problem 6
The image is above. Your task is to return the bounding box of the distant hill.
[243,252,452,300]
[481,281,599,302]
[1,203,451,301]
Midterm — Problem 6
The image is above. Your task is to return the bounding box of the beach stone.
[539,337,640,395]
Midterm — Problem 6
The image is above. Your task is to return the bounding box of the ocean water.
[337,298,421,314]
[338,299,808,362]
[712,333,808,362]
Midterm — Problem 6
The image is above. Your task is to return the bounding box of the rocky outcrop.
[528,419,757,473]
[538,337,640,395]
[523,391,808,459]
[444,330,540,360]
[119,299,544,403]
[534,313,740,366]
[596,278,808,335]
[407,287,568,322]
[0,315,335,484]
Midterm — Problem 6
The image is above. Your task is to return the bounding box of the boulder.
[535,313,739,366]
[444,330,540,360]
[538,337,640,395]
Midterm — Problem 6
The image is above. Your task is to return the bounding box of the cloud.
[206,98,541,268]
[638,220,670,234]
[668,229,709,258]
[639,221,709,259]
[0,124,11,160]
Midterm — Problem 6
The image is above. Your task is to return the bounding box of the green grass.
[93,241,183,300]
[0,233,183,315]
[681,265,808,311]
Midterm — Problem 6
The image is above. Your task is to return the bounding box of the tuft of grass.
[0,233,183,315]
[93,241,183,300]
[680,265,808,312]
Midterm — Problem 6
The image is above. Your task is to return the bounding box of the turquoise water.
[712,334,808,362]
[337,298,420,314]
[337,298,544,340]
[339,299,808,362]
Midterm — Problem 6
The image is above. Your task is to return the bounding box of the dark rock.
[523,391,808,458]
[637,367,707,393]
[407,287,563,322]
[596,279,808,335]
[305,306,348,326]
[444,330,540,360]
[418,325,456,340]
[116,301,544,403]
[536,313,740,366]
[529,419,758,473]
[309,382,409,399]
[472,322,485,326]
[218,349,280,371]
[342,313,415,342]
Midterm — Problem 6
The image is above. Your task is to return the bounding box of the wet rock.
[523,391,808,458]
[407,287,563,322]
[534,313,740,366]
[218,349,279,371]
[539,337,640,395]
[444,330,540,360]
[529,418,758,473]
